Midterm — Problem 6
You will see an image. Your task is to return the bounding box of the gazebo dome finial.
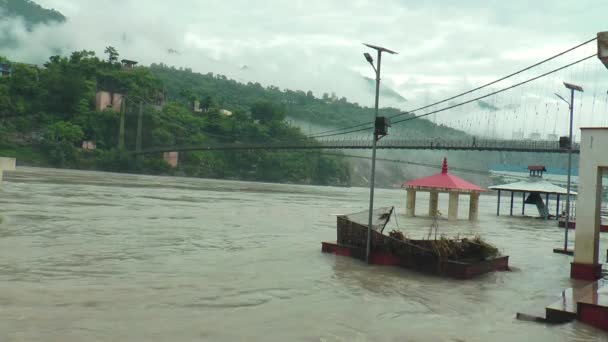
[442,157,448,174]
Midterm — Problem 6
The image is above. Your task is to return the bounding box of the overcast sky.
[3,0,608,137]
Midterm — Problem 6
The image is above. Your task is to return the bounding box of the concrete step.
[544,279,608,324]
[516,297,561,324]
[515,308,549,323]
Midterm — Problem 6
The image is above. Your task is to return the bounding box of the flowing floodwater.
[0,167,607,341]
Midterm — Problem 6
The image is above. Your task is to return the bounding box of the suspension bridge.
[1,32,607,174]
[133,138,580,155]
[128,33,607,163]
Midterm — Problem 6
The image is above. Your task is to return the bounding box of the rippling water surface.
[1,167,607,341]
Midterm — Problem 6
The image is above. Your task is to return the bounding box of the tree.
[42,121,84,166]
[40,56,89,116]
[250,101,285,124]
[0,48,358,187]
[44,121,84,144]
[201,95,216,110]
[104,46,119,64]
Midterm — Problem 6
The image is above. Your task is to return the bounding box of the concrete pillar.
[469,193,480,221]
[0,157,17,186]
[448,192,459,221]
[429,191,439,217]
[572,128,607,280]
[406,189,416,217]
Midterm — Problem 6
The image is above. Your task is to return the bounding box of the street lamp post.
[555,81,584,252]
[363,43,397,263]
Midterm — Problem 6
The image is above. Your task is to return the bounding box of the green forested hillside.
[0,0,65,28]
[0,49,350,185]
[0,44,474,186]
[150,64,469,139]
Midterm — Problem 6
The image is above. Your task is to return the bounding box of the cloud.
[3,0,608,137]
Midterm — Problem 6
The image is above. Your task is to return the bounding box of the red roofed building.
[402,158,485,221]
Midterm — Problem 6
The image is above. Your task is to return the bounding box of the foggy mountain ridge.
[0,0,65,28]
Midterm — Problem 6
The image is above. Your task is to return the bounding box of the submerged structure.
[402,158,485,221]
[517,128,608,332]
[321,207,509,279]
[489,166,576,220]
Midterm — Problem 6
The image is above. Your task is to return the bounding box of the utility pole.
[118,96,126,149]
[363,43,397,263]
[136,101,143,153]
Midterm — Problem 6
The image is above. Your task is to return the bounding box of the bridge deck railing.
[136,138,579,154]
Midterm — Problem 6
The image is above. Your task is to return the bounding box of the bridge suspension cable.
[306,36,599,138]
[308,53,598,139]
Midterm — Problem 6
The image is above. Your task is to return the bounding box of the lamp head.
[563,82,584,92]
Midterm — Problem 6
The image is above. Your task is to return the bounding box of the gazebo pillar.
[448,192,459,221]
[556,194,561,219]
[469,192,480,221]
[429,191,439,217]
[406,189,416,217]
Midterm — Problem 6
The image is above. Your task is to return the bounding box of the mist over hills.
[0,0,65,28]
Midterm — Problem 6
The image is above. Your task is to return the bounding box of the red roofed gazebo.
[402,158,485,221]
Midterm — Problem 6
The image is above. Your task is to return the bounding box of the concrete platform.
[0,157,16,171]
[321,241,509,280]
[543,279,608,331]
[545,287,580,323]
[576,279,608,331]
[559,220,608,233]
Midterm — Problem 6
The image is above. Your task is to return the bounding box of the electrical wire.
[307,53,597,139]
[306,37,598,138]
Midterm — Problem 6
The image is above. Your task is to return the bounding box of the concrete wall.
[0,157,17,186]
[0,157,16,171]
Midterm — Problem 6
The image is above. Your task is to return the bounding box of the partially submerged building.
[402,158,485,221]
[488,166,576,219]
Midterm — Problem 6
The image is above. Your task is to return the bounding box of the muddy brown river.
[1,167,607,341]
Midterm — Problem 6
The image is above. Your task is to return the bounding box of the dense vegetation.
[0,49,351,185]
[0,0,65,28]
[151,65,468,139]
